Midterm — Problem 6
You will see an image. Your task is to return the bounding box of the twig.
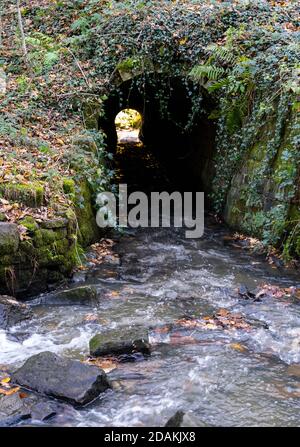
[16,0,28,63]
[66,47,91,89]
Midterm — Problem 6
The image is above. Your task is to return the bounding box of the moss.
[18,216,39,232]
[224,106,300,259]
[0,183,44,207]
[33,229,58,247]
[0,265,15,295]
[0,179,99,295]
[53,227,68,240]
[59,244,82,273]
[89,333,103,355]
[37,246,64,267]
[63,178,76,195]
[0,255,14,265]
[75,181,99,246]
[0,223,19,256]
[40,218,68,229]
[82,101,102,130]
[19,239,35,255]
[53,238,70,254]
[0,213,6,222]
[63,208,77,234]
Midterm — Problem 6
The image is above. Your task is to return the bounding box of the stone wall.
[0,181,99,298]
[225,111,300,256]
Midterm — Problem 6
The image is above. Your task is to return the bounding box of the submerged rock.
[89,329,151,358]
[0,295,32,329]
[165,410,212,427]
[30,400,77,423]
[0,392,36,427]
[40,285,98,306]
[12,351,110,406]
[0,389,77,426]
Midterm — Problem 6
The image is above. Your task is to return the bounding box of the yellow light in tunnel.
[115,109,142,144]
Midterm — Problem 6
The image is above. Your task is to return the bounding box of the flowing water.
[1,141,300,427]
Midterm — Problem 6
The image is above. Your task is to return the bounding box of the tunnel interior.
[99,76,216,201]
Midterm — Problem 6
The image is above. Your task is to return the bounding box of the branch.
[16,0,28,63]
[66,47,91,89]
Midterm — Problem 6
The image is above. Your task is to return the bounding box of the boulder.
[0,295,32,329]
[0,222,19,256]
[12,351,110,406]
[40,218,68,230]
[40,285,98,306]
[0,392,35,427]
[89,329,151,358]
[0,389,77,426]
[165,410,212,427]
[30,400,76,423]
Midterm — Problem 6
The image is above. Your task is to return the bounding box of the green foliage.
[26,32,61,73]
[2,0,300,260]
[189,64,225,83]
[64,129,114,196]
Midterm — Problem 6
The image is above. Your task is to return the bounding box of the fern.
[189,64,225,82]
[207,44,236,65]
[207,77,229,92]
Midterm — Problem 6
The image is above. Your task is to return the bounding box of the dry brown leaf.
[84,357,117,373]
[0,386,20,396]
[230,343,248,353]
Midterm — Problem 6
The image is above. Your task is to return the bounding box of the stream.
[1,141,300,427]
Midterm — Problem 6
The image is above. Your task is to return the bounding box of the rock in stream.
[12,351,111,406]
[39,285,98,306]
[165,410,212,427]
[0,295,32,329]
[89,329,151,358]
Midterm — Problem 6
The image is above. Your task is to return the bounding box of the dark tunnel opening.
[99,76,216,204]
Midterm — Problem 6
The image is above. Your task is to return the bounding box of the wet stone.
[39,285,98,306]
[12,351,111,406]
[0,295,32,329]
[0,222,19,256]
[89,329,151,358]
[30,400,75,422]
[40,218,68,229]
[165,410,212,427]
[0,392,37,427]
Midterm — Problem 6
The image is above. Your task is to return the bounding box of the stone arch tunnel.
[98,76,217,198]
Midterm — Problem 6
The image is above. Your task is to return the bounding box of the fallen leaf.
[84,313,99,322]
[217,308,229,317]
[84,357,117,373]
[230,343,248,353]
[0,386,20,396]
[19,392,28,399]
[205,323,218,330]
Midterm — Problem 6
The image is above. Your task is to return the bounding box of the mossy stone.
[40,218,68,229]
[0,183,44,207]
[75,182,99,246]
[18,216,39,232]
[63,178,76,195]
[0,223,20,256]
